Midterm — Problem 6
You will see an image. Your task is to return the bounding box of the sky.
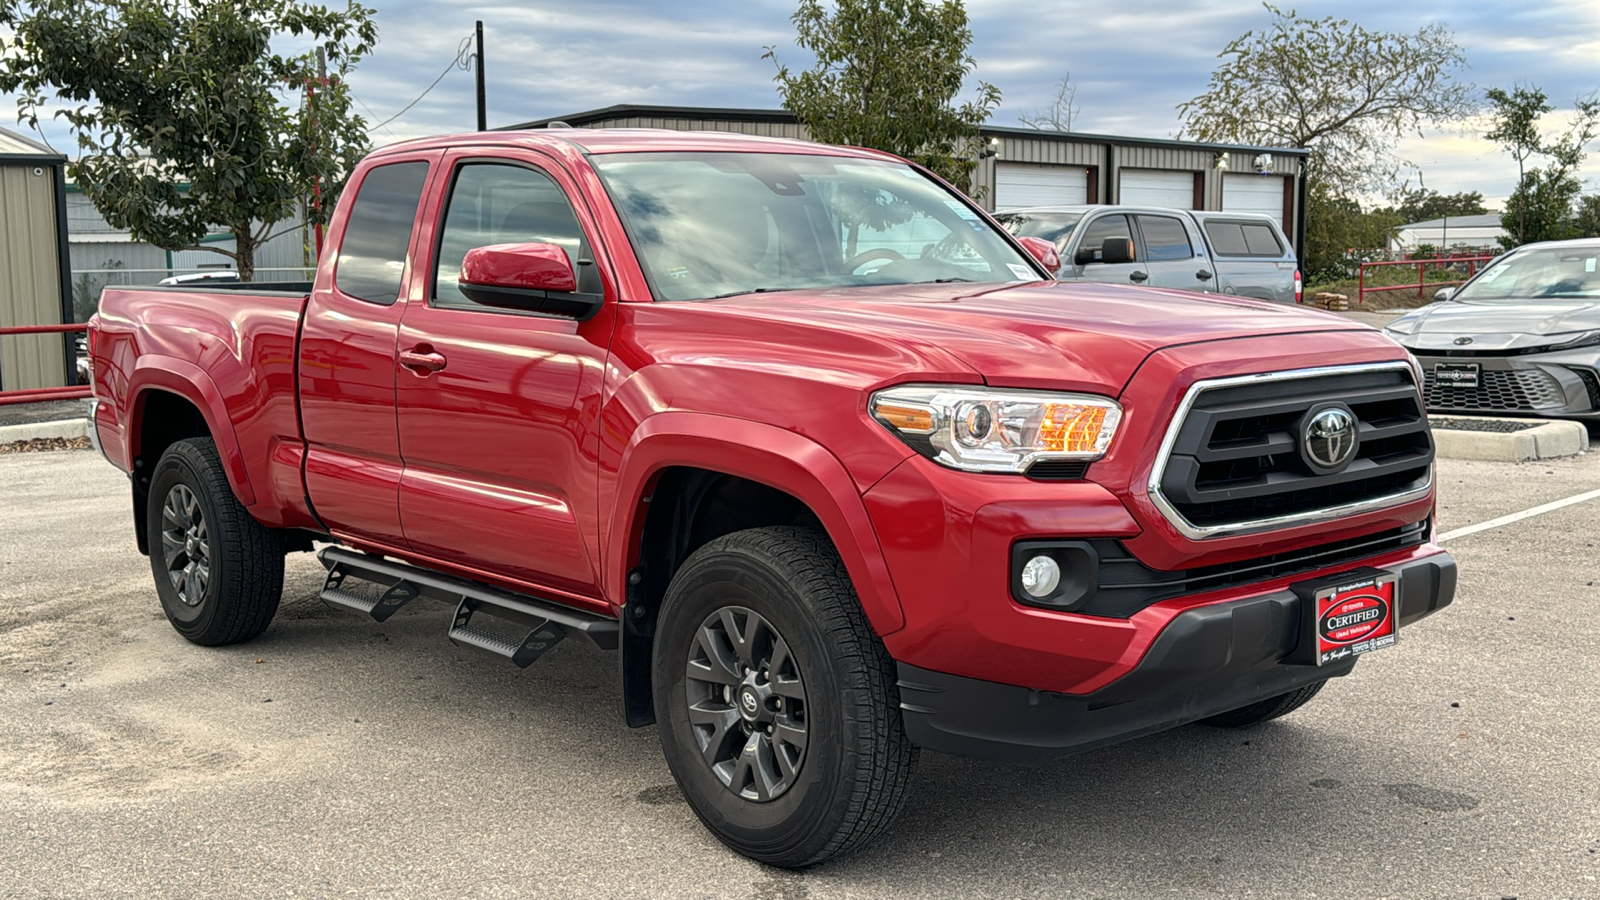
[7,0,1600,208]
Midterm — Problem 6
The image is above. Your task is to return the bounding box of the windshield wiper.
[910,277,975,284]
[703,287,804,300]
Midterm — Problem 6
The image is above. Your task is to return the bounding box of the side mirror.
[1073,237,1135,266]
[458,242,602,319]
[1015,236,1061,274]
[1100,237,1134,265]
[1433,286,1456,302]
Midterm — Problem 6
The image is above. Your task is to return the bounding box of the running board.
[317,548,619,667]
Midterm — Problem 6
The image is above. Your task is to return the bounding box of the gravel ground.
[0,399,86,428]
[1,450,1597,899]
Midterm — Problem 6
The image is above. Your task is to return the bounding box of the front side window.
[1078,214,1137,262]
[1137,215,1193,261]
[591,152,1038,301]
[335,161,430,305]
[433,163,588,308]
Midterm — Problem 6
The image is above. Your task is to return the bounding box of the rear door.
[393,150,615,608]
[1134,213,1215,292]
[299,152,441,547]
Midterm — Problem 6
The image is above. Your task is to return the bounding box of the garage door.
[994,163,1088,210]
[1223,174,1287,228]
[1119,169,1194,208]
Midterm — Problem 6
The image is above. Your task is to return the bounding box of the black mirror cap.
[1101,237,1135,265]
[457,283,605,321]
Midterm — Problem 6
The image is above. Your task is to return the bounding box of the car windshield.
[590,151,1039,301]
[994,211,1084,247]
[1454,247,1600,303]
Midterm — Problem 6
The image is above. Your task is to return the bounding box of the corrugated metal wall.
[0,162,67,391]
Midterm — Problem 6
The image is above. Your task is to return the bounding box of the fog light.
[1020,555,1061,598]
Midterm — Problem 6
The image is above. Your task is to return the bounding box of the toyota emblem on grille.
[1454,336,1474,345]
[1303,406,1358,471]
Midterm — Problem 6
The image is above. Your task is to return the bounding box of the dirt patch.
[0,437,91,454]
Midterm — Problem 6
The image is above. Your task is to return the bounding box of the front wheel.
[652,526,917,868]
[146,437,284,646]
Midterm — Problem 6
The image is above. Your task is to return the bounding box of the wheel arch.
[608,412,905,727]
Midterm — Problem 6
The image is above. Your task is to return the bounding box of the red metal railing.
[1357,256,1495,305]
[0,323,91,407]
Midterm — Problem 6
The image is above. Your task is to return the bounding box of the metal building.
[0,125,73,392]
[501,104,1309,261]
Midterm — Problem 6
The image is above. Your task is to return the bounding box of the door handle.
[399,347,448,374]
[1196,269,1214,280]
[1129,271,1149,283]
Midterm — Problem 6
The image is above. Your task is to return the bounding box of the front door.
[1065,213,1147,286]
[394,152,615,607]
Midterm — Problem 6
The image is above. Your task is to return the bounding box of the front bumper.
[896,550,1456,763]
[1414,350,1600,420]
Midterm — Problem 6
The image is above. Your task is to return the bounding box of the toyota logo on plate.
[1302,406,1358,471]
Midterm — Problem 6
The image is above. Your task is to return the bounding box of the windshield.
[590,152,1040,301]
[994,211,1084,247]
[1454,247,1600,303]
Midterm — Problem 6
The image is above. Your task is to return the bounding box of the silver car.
[1384,238,1600,421]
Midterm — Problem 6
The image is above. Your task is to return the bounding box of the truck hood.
[1387,300,1600,352]
[712,281,1367,394]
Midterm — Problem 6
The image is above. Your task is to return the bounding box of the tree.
[1576,195,1600,239]
[1177,5,1473,194]
[764,0,1000,193]
[1018,75,1080,132]
[1303,184,1402,282]
[0,0,377,280]
[1485,87,1600,247]
[1393,189,1486,224]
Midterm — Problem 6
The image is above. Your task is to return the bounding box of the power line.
[365,35,474,133]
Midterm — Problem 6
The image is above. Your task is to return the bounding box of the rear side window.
[1136,215,1193,261]
[1204,220,1284,257]
[1078,214,1137,262]
[335,162,430,305]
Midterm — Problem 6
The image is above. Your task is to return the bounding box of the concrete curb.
[0,418,89,443]
[1432,418,1589,462]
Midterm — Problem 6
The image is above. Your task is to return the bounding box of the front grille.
[1423,368,1565,411]
[1155,366,1433,533]
[1078,520,1429,618]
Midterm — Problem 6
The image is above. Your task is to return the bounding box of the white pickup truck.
[996,205,1302,304]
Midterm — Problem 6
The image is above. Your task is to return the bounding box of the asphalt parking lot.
[2,448,1598,899]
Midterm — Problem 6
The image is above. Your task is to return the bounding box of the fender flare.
[128,354,257,507]
[607,411,905,636]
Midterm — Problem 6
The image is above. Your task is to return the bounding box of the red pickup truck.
[87,129,1455,867]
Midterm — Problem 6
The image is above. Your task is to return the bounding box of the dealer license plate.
[1311,573,1398,665]
[1434,362,1480,388]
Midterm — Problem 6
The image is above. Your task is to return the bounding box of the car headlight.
[1546,330,1600,350]
[870,386,1122,473]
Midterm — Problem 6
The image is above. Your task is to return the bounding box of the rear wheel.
[1198,680,1327,728]
[146,438,283,645]
[652,526,916,868]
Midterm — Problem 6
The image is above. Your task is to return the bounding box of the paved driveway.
[1,449,1596,899]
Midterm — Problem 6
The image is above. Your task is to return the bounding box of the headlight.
[870,386,1122,473]
[1546,330,1600,350]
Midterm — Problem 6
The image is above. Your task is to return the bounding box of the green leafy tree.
[1303,184,1402,281]
[0,0,377,280]
[1485,86,1600,247]
[764,0,1001,194]
[1177,5,1473,194]
[1575,194,1600,239]
[1393,188,1486,224]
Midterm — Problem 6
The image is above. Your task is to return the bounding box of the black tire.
[1198,680,1327,728]
[652,526,917,868]
[146,437,283,646]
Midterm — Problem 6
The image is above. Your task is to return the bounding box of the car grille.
[1422,368,1565,411]
[1153,365,1433,535]
[1079,520,1429,618]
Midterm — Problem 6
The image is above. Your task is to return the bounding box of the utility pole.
[475,21,487,132]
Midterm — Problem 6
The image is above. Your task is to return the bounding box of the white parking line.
[1438,486,1600,543]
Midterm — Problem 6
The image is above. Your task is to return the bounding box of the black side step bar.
[317,547,619,667]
